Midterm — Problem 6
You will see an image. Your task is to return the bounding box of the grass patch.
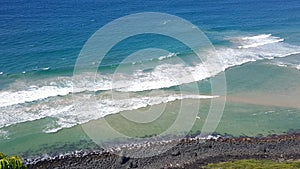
[203,159,300,169]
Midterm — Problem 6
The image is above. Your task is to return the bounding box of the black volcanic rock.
[26,133,300,169]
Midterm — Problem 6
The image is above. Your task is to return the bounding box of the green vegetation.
[0,152,27,169]
[203,159,300,169]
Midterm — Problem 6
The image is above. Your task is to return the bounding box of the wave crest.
[229,34,285,49]
[1,33,300,132]
[1,34,300,108]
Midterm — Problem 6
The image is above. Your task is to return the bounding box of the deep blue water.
[1,0,300,74]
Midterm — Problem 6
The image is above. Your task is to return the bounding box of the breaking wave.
[1,33,300,133]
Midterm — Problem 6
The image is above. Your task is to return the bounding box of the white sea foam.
[229,34,285,49]
[44,94,217,133]
[0,92,217,132]
[42,67,50,70]
[1,34,300,108]
[158,52,177,60]
[1,33,300,132]
[276,62,300,70]
[0,86,72,108]
[274,62,288,67]
[196,134,221,140]
[269,53,300,70]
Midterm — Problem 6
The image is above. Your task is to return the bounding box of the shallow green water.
[1,63,300,157]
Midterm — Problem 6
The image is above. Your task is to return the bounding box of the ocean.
[1,0,300,157]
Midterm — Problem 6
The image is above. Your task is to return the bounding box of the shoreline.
[26,133,300,169]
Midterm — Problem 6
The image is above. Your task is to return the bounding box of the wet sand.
[26,133,300,169]
[227,92,300,109]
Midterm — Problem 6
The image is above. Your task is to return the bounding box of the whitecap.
[229,34,285,49]
[269,53,300,70]
[0,93,218,132]
[158,52,177,61]
[274,62,288,67]
[42,67,50,70]
[1,34,300,107]
[43,94,217,133]
[0,86,72,108]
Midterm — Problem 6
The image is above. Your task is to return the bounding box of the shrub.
[0,152,27,169]
[0,153,6,160]
[0,159,9,169]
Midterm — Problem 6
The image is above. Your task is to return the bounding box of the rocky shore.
[27,133,300,169]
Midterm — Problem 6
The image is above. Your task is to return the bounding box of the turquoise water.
[0,0,300,157]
